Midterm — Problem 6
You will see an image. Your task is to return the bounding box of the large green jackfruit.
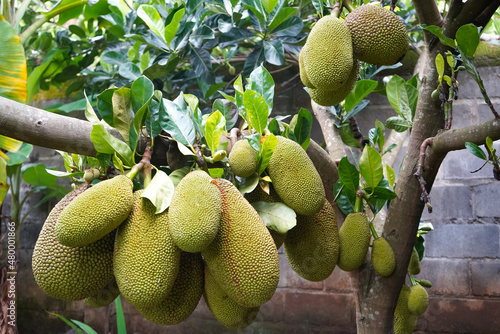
[168,170,222,252]
[202,178,280,308]
[371,237,396,277]
[204,266,259,330]
[32,184,115,300]
[114,190,181,309]
[56,175,133,247]
[228,140,258,178]
[337,212,371,271]
[136,252,204,325]
[394,285,418,334]
[84,277,120,308]
[301,15,353,91]
[344,5,409,65]
[309,60,360,106]
[299,50,315,89]
[266,136,325,216]
[284,199,339,281]
[408,284,429,316]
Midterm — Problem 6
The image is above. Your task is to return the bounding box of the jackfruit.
[344,5,409,65]
[299,50,315,88]
[301,15,353,91]
[202,178,280,308]
[408,247,421,275]
[266,136,325,216]
[337,212,371,271]
[32,184,115,300]
[135,252,204,325]
[284,199,339,281]
[204,266,259,330]
[269,229,287,249]
[394,285,418,334]
[308,60,360,106]
[113,190,181,309]
[84,278,119,308]
[418,279,432,288]
[56,175,134,247]
[168,170,222,252]
[371,237,396,277]
[228,140,258,178]
[408,283,429,316]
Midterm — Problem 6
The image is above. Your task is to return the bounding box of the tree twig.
[414,137,434,213]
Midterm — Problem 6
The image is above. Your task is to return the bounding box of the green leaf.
[338,157,359,194]
[423,25,456,48]
[208,168,225,178]
[243,43,265,78]
[90,124,134,166]
[140,52,151,73]
[237,172,260,194]
[112,87,134,146]
[258,133,277,174]
[443,75,452,87]
[191,47,214,84]
[485,137,494,153]
[261,0,278,14]
[386,75,416,121]
[213,99,238,131]
[246,133,262,153]
[268,7,297,32]
[251,201,296,233]
[115,296,127,334]
[386,165,396,188]
[45,312,83,334]
[456,24,480,58]
[385,116,412,132]
[6,143,32,166]
[84,93,100,124]
[165,7,185,47]
[344,80,378,112]
[339,123,361,148]
[169,166,191,188]
[0,17,27,103]
[159,98,195,147]
[244,89,269,134]
[23,164,57,187]
[0,135,23,153]
[263,39,285,66]
[71,320,99,334]
[48,0,85,25]
[101,51,128,66]
[364,186,397,201]
[118,62,141,80]
[465,142,487,160]
[291,108,312,150]
[333,180,355,215]
[435,53,444,81]
[268,118,281,136]
[137,5,165,41]
[247,64,275,111]
[311,0,323,14]
[359,145,383,189]
[97,88,116,127]
[205,111,226,155]
[141,170,175,214]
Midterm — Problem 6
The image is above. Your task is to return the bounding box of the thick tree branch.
[413,0,443,43]
[443,0,498,39]
[311,101,346,161]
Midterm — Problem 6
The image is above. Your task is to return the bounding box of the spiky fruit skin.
[266,136,325,216]
[301,15,353,91]
[168,170,222,252]
[337,212,371,271]
[204,266,259,330]
[284,199,339,281]
[344,5,409,65]
[84,278,120,308]
[394,285,418,334]
[299,50,315,88]
[113,190,181,309]
[269,228,287,249]
[32,184,115,300]
[202,179,280,308]
[136,252,204,325]
[408,284,429,315]
[309,60,360,106]
[56,175,133,247]
[408,247,421,275]
[229,140,258,178]
[371,237,396,277]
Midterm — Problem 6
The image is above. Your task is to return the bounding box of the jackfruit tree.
[1,0,500,333]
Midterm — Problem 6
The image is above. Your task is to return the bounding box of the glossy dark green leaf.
[6,143,33,166]
[146,99,162,138]
[131,76,154,113]
[268,118,281,135]
[338,157,359,194]
[244,89,269,134]
[101,51,127,66]
[364,186,397,200]
[423,25,456,48]
[263,39,285,66]
[191,47,214,84]
[456,24,480,58]
[291,108,312,150]
[23,164,57,187]
[137,5,165,41]
[261,0,278,14]
[90,124,134,166]
[311,0,323,14]
[271,15,303,37]
[333,180,356,215]
[247,133,262,153]
[198,80,226,98]
[247,64,275,111]
[385,116,412,132]
[119,62,141,81]
[339,123,361,148]
[97,88,117,127]
[159,98,195,147]
[243,43,265,78]
[344,80,378,112]
[345,99,370,120]
[165,7,185,47]
[465,142,487,160]
[359,145,383,189]
[269,7,297,32]
[213,99,238,131]
[386,75,413,120]
[190,25,215,48]
[258,134,277,174]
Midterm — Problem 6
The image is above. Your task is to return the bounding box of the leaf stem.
[369,222,379,239]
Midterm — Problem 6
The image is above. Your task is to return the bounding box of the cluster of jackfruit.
[299,5,409,106]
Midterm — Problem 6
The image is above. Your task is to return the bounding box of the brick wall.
[5,67,500,334]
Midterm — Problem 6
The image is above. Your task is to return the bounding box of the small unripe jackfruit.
[204,266,259,330]
[284,199,339,281]
[418,279,433,288]
[344,5,409,65]
[371,237,396,277]
[202,178,279,308]
[301,15,353,91]
[114,190,181,309]
[228,140,258,178]
[408,247,421,275]
[136,252,204,325]
[169,170,222,252]
[408,283,429,315]
[56,175,133,247]
[267,136,325,216]
[309,60,360,107]
[32,184,115,301]
[84,278,120,308]
[337,212,371,271]
[394,285,418,334]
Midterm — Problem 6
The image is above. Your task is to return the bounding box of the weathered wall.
[4,65,500,334]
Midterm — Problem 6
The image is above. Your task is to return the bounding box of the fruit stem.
[354,190,364,212]
[369,222,379,239]
[126,139,153,180]
[342,0,355,13]
[409,275,418,286]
